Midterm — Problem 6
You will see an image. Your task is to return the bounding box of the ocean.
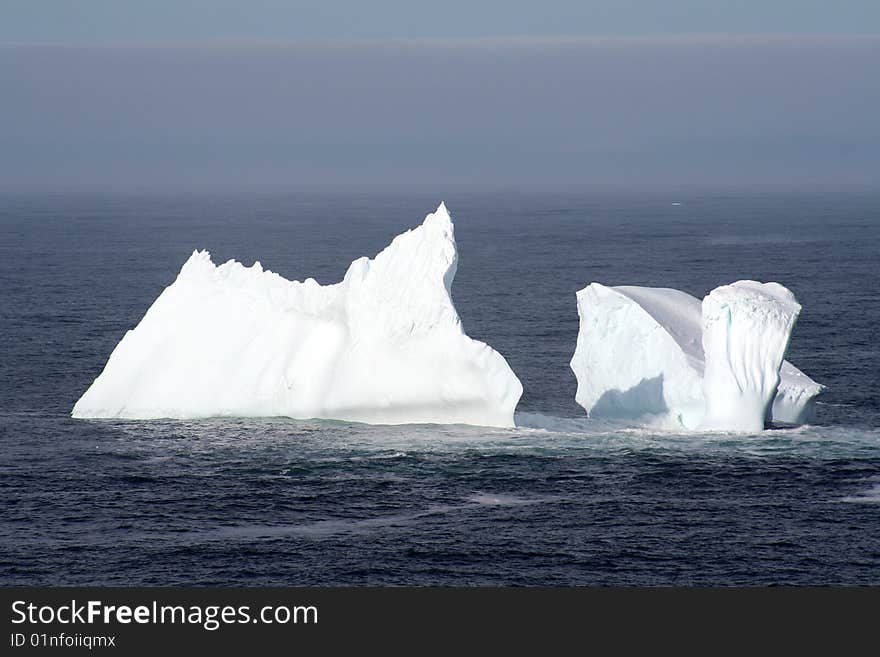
[1,188,878,585]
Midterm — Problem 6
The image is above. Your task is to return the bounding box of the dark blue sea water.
[1,188,878,585]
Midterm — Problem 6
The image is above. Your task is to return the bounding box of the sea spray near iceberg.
[72,203,523,427]
[570,281,823,431]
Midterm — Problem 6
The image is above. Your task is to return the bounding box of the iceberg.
[570,281,823,431]
[73,203,523,427]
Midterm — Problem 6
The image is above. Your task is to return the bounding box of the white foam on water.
[465,493,546,506]
[841,483,880,504]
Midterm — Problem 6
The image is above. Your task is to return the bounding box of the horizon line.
[2,33,880,50]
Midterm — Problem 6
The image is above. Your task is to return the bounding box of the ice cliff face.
[570,281,823,431]
[72,203,523,427]
[700,281,802,431]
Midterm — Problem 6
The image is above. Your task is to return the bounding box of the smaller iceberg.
[73,203,523,427]
[570,281,823,431]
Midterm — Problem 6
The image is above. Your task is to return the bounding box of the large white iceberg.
[73,203,523,427]
[570,281,823,431]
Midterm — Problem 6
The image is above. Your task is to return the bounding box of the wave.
[841,482,880,504]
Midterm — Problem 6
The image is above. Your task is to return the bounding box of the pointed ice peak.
[422,201,453,232]
[187,249,211,262]
[179,249,215,278]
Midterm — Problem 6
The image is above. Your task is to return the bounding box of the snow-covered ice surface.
[570,281,823,431]
[72,203,523,427]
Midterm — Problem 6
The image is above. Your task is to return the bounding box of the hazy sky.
[3,1,879,42]
[1,3,878,190]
